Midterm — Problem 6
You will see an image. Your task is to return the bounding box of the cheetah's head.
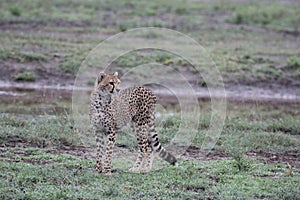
[95,72,121,94]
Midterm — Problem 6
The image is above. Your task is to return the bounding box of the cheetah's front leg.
[103,131,116,175]
[95,130,106,173]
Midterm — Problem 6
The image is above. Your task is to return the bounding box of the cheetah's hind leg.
[141,144,154,173]
[140,115,157,173]
[129,123,148,173]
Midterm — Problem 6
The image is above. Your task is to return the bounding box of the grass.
[1,101,299,151]
[287,56,300,69]
[59,54,85,75]
[0,102,299,199]
[0,114,77,147]
[9,5,22,17]
[1,1,300,198]
[0,147,299,199]
[0,49,48,63]
[0,0,299,85]
[13,70,36,82]
[112,51,175,69]
[226,2,300,31]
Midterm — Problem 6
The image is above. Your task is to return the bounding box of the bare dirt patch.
[0,60,74,86]
[182,145,229,162]
[1,141,299,169]
[247,151,300,169]
[182,145,300,169]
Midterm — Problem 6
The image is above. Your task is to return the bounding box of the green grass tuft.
[287,56,300,69]
[13,71,36,82]
[59,54,85,75]
[0,49,48,63]
[9,5,22,17]
[227,3,300,30]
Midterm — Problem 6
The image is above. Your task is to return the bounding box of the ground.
[0,0,299,199]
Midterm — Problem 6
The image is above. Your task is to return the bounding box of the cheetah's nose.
[116,88,120,92]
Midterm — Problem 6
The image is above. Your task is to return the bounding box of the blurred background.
[0,0,300,198]
[0,0,299,114]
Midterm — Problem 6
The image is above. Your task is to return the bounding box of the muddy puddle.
[0,82,299,115]
[0,83,73,115]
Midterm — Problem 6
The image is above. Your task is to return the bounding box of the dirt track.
[1,140,299,169]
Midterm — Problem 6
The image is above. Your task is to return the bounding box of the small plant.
[145,8,156,16]
[225,145,251,172]
[59,55,84,75]
[0,49,10,62]
[286,56,300,69]
[243,54,251,60]
[232,13,244,25]
[175,7,188,15]
[231,151,251,171]
[13,71,36,82]
[118,23,127,32]
[155,53,172,64]
[9,5,22,17]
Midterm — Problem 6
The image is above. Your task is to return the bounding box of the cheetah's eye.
[109,81,114,85]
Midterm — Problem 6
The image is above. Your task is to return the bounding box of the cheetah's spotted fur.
[89,72,178,175]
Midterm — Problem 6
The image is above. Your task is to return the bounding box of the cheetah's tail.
[149,132,178,166]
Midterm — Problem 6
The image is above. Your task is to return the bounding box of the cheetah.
[89,71,178,175]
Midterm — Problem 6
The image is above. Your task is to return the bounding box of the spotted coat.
[89,72,178,175]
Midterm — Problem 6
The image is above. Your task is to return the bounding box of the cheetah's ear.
[113,72,118,77]
[96,72,106,85]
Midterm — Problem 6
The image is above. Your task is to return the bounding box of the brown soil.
[0,60,74,86]
[1,141,299,169]
[246,151,300,169]
[183,145,300,169]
